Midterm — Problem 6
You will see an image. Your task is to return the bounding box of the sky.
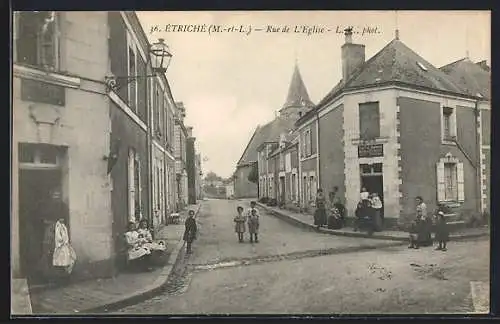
[137,11,490,179]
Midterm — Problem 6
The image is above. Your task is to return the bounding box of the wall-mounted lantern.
[104,38,173,92]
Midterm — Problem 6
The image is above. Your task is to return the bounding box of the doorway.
[279,176,285,204]
[360,163,384,218]
[19,168,63,281]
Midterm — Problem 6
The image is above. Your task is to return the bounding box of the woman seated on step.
[137,219,167,253]
[124,221,153,271]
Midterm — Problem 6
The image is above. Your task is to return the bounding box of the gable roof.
[281,63,315,111]
[236,117,297,166]
[298,38,479,125]
[439,58,491,99]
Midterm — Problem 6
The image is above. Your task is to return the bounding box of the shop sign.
[358,143,384,158]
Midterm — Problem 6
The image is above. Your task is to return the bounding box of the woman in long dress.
[416,196,432,246]
[314,188,327,229]
[52,218,77,278]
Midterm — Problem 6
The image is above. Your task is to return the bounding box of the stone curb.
[82,203,202,314]
[257,203,489,242]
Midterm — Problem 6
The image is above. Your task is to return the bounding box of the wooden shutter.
[301,132,305,157]
[457,162,465,202]
[436,161,445,202]
[128,149,136,221]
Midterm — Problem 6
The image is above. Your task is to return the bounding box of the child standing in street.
[434,211,449,251]
[408,220,420,249]
[248,209,260,243]
[234,206,246,243]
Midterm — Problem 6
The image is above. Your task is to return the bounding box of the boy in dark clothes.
[408,220,420,249]
[434,211,449,251]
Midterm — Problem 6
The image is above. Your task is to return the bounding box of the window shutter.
[457,162,465,202]
[128,149,136,222]
[436,161,445,202]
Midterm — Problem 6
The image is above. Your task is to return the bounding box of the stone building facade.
[12,11,184,281]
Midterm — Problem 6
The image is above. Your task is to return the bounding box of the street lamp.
[150,38,172,74]
[104,38,173,92]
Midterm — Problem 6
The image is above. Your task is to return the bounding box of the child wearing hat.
[434,211,449,251]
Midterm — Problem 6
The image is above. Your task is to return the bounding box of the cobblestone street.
[112,199,490,315]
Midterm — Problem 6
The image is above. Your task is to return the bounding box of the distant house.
[225,180,235,199]
[294,29,490,227]
[236,63,314,199]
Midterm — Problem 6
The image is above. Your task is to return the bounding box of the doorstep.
[257,203,490,242]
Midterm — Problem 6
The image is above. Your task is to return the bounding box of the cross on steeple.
[395,10,400,40]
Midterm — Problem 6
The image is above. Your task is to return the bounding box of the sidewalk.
[25,203,201,315]
[256,202,490,242]
[11,279,32,315]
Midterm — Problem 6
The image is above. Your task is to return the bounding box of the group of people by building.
[408,197,449,251]
[311,186,449,251]
[124,219,167,272]
[233,201,261,243]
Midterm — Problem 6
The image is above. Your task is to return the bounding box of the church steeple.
[280,62,314,118]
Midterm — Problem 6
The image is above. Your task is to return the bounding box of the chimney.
[187,126,193,138]
[476,60,490,72]
[175,101,186,122]
[341,27,366,82]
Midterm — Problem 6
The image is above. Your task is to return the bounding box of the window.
[127,32,137,112]
[303,176,308,203]
[436,155,464,202]
[16,11,59,70]
[128,148,142,222]
[359,102,380,140]
[303,128,312,157]
[156,90,162,135]
[285,153,291,172]
[309,176,316,200]
[279,153,285,171]
[18,143,62,165]
[444,163,458,201]
[291,174,297,200]
[442,107,455,141]
[163,98,168,140]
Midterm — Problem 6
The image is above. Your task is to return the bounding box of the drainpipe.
[474,99,482,214]
[147,78,154,237]
[297,128,302,207]
[316,112,321,189]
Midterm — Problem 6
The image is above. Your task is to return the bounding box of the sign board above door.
[358,143,384,158]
